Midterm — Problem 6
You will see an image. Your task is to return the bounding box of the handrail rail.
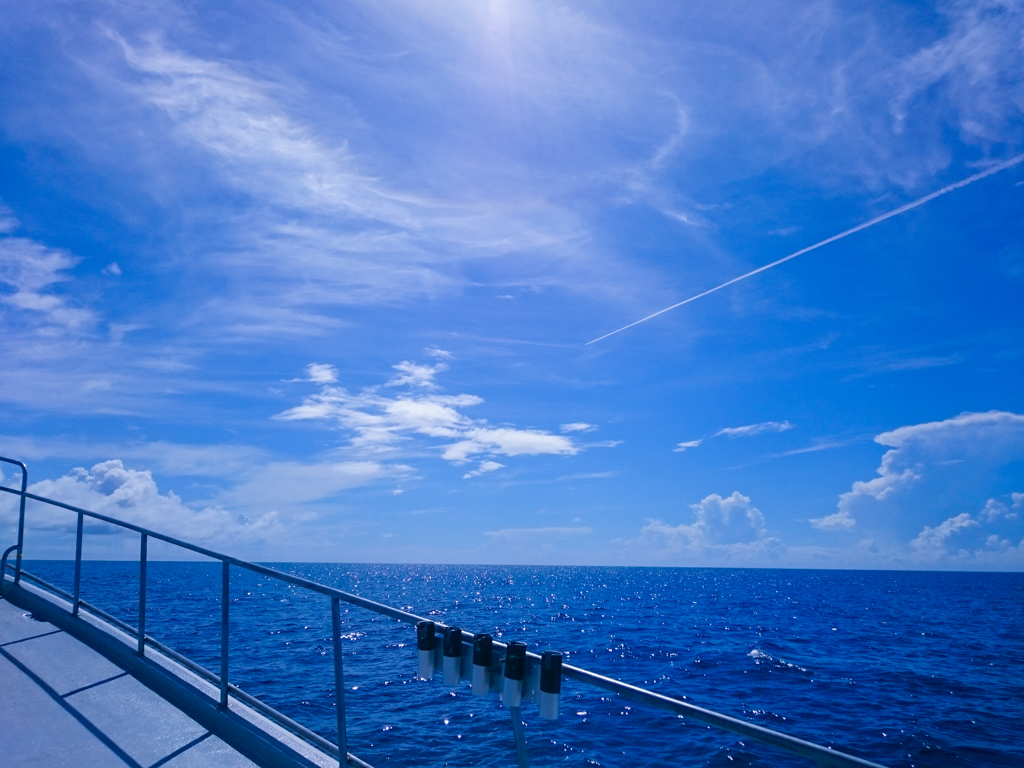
[0,456,888,768]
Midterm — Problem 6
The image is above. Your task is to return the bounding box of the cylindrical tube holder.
[501,641,527,707]
[416,621,436,679]
[538,651,562,720]
[443,626,463,686]
[472,633,492,696]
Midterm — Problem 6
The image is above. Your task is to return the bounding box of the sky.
[0,0,1022,569]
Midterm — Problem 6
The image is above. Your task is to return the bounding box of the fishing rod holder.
[414,622,562,719]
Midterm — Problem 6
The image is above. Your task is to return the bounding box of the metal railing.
[0,456,887,768]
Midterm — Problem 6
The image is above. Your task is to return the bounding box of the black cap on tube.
[504,641,527,681]
[443,626,463,657]
[540,651,562,694]
[473,634,493,666]
[417,621,436,651]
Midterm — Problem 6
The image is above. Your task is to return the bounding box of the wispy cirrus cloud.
[0,236,93,332]
[674,421,793,453]
[714,421,794,438]
[560,422,597,433]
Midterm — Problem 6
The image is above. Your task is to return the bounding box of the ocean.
[22,562,1023,767]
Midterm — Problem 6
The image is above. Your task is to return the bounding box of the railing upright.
[220,560,230,708]
[73,512,83,616]
[2,457,29,585]
[138,533,147,655]
[331,596,348,767]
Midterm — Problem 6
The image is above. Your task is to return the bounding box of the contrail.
[587,153,1024,345]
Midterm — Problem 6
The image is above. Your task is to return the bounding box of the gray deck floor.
[0,597,259,768]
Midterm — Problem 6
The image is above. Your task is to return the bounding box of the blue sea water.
[22,562,1023,767]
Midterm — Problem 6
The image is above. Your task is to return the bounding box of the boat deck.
[0,596,259,768]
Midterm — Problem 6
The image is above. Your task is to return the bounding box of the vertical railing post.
[138,533,147,655]
[220,560,229,708]
[510,707,530,768]
[14,461,27,585]
[72,512,84,616]
[331,596,348,766]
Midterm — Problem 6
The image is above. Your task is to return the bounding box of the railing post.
[14,460,27,585]
[331,596,348,767]
[138,533,147,655]
[72,512,84,616]
[220,560,229,708]
[510,706,531,768]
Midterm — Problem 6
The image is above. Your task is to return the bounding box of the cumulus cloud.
[714,421,794,438]
[625,492,782,561]
[277,359,582,467]
[982,499,1008,522]
[3,460,283,545]
[102,262,122,276]
[908,492,1024,563]
[812,411,1024,531]
[910,512,979,555]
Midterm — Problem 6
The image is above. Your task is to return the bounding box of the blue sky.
[1,0,1022,569]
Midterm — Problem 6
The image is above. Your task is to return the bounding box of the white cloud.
[306,363,338,384]
[809,509,857,531]
[891,1,1024,147]
[442,428,576,463]
[3,460,283,545]
[813,411,1024,531]
[560,422,596,433]
[387,360,447,389]
[102,262,122,276]
[905,493,1024,564]
[0,201,18,233]
[983,499,1008,522]
[910,512,979,555]
[463,460,504,479]
[277,359,580,466]
[98,31,609,321]
[625,492,783,562]
[714,421,794,438]
[0,237,94,331]
[673,439,702,452]
[1014,492,1024,509]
